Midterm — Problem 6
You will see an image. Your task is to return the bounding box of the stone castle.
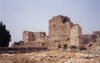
[12,15,100,50]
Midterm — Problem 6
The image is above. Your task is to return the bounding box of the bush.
[66,38,70,41]
[93,40,97,42]
[0,22,11,47]
[58,44,61,48]
[64,44,67,49]
[70,45,77,50]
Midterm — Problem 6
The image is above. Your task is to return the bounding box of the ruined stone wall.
[70,24,82,47]
[48,41,70,50]
[82,34,93,44]
[23,31,35,42]
[82,34,97,44]
[93,31,100,38]
[33,32,46,40]
[22,15,83,49]
[12,41,48,48]
[27,42,48,48]
[81,31,100,44]
[23,31,46,42]
[49,15,73,40]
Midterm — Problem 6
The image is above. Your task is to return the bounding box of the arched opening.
[42,33,45,38]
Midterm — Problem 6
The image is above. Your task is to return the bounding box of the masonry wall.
[82,34,94,44]
[48,41,70,50]
[23,31,46,42]
[33,32,46,40]
[22,15,83,49]
[49,15,73,40]
[70,24,82,47]
[23,31,35,42]
[82,33,97,44]
[93,31,100,38]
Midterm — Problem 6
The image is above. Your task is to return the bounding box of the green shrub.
[93,40,97,42]
[64,44,67,49]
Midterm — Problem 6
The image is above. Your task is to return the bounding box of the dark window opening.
[58,44,61,48]
[42,33,45,38]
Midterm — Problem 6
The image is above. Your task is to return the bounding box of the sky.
[0,0,100,46]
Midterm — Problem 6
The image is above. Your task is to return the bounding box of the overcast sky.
[0,0,100,46]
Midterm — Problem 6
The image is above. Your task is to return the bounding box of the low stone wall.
[82,34,96,44]
[93,31,100,38]
[0,47,47,54]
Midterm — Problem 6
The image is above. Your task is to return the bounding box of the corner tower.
[49,15,73,40]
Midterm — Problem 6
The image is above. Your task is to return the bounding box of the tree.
[0,21,11,47]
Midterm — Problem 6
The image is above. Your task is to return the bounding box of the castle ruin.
[22,15,82,48]
[12,15,100,50]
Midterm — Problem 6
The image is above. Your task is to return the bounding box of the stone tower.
[49,15,73,40]
[49,15,82,47]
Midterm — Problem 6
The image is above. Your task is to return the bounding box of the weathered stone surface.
[48,41,70,50]
[82,34,96,44]
[93,31,100,38]
[49,15,73,40]
[23,31,46,42]
[70,24,82,47]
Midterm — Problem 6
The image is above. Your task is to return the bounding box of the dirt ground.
[0,50,100,63]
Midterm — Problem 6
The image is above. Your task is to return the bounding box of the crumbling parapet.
[23,31,46,42]
[81,31,99,44]
[82,34,96,44]
[23,31,33,42]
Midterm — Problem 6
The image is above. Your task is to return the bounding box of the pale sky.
[0,0,100,46]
